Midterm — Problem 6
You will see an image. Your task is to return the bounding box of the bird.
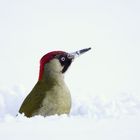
[19,48,91,117]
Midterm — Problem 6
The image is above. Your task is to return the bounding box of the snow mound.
[71,93,140,119]
[0,86,25,120]
[1,86,140,140]
[0,86,140,120]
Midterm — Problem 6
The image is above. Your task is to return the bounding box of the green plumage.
[19,48,91,117]
[19,59,71,117]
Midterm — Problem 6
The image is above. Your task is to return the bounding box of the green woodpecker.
[19,48,91,117]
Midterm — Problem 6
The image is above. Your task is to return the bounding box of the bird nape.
[19,48,91,117]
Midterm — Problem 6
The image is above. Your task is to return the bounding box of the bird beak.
[67,48,91,60]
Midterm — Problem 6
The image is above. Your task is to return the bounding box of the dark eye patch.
[58,54,68,65]
[60,56,66,62]
[56,54,72,73]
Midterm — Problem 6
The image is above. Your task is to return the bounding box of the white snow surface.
[0,86,140,140]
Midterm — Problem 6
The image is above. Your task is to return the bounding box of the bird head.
[38,48,91,81]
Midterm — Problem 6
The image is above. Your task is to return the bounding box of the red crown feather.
[38,51,65,80]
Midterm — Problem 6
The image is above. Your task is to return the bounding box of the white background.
[0,0,140,100]
[0,1,140,140]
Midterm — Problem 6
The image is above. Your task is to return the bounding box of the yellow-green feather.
[19,59,71,117]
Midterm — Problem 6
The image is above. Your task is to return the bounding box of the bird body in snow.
[19,48,91,117]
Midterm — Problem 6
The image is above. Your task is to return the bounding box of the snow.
[0,0,140,139]
[0,86,140,140]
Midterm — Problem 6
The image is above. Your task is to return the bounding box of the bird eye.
[61,57,65,61]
